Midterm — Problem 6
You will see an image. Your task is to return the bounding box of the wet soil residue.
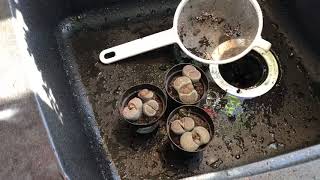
[223,23,241,38]
[199,36,211,48]
[193,12,225,25]
[178,10,244,60]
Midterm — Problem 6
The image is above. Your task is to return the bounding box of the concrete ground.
[0,0,319,179]
[0,0,61,179]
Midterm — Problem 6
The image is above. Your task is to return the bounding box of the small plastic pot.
[166,105,214,154]
[119,84,167,134]
[165,63,209,110]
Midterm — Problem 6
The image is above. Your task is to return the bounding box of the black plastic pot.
[119,84,167,134]
[166,105,214,154]
[165,63,209,109]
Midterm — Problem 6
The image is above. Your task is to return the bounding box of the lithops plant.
[122,97,143,120]
[180,126,211,152]
[192,126,210,145]
[170,117,195,135]
[143,100,159,117]
[180,132,200,152]
[173,76,193,92]
[173,76,199,104]
[138,89,154,101]
[182,65,202,82]
[170,120,185,135]
[179,89,199,104]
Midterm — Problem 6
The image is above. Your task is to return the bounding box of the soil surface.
[178,4,252,60]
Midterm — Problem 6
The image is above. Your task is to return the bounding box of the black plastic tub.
[8,0,320,179]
